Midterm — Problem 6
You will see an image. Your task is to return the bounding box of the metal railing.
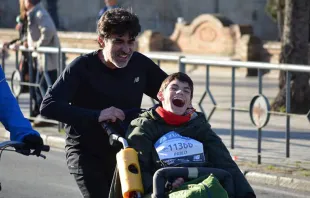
[1,45,309,164]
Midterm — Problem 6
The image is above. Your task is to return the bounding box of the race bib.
[154,131,205,166]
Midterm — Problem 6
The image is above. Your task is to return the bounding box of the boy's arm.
[0,68,40,141]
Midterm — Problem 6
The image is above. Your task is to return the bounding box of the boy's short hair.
[159,72,194,99]
[97,8,141,39]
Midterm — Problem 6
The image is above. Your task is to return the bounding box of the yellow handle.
[117,147,144,198]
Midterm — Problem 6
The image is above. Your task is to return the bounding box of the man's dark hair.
[159,72,194,99]
[97,8,141,39]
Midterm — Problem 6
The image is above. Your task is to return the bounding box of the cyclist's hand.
[98,106,125,122]
[24,41,28,48]
[172,177,184,189]
[11,43,20,51]
[22,134,44,157]
[2,42,9,50]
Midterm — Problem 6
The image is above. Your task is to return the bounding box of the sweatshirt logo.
[134,77,140,83]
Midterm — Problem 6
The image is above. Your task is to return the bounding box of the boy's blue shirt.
[0,66,39,141]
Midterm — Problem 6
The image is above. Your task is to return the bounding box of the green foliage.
[265,0,285,22]
[302,171,310,177]
[279,106,286,113]
[267,165,276,170]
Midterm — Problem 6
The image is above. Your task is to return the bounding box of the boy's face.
[99,33,135,69]
[158,79,192,115]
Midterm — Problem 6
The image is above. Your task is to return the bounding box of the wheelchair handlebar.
[101,122,129,148]
[152,167,235,198]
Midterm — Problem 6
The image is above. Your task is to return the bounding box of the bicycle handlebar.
[0,141,50,159]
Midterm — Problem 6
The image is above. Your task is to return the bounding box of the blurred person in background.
[97,0,119,22]
[2,0,31,111]
[21,0,60,126]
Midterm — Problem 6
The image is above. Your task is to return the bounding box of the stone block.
[169,14,252,56]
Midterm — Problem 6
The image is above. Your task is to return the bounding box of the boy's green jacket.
[126,108,255,198]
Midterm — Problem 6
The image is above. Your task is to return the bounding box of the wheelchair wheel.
[11,70,22,97]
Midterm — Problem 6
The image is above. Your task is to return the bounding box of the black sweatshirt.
[40,50,167,173]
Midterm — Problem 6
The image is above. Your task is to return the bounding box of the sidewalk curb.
[243,171,310,193]
[1,130,310,193]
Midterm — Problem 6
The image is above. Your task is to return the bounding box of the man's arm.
[40,57,101,128]
[0,67,40,141]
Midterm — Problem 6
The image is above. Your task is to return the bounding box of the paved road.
[0,147,309,198]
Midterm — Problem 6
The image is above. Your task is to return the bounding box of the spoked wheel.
[11,70,22,97]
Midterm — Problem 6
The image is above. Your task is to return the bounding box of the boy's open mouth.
[172,98,185,107]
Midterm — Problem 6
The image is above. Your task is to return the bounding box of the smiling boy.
[126,72,256,198]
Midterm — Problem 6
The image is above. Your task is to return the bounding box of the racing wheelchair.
[102,120,235,198]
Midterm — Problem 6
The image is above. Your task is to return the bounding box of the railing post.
[257,69,263,164]
[157,59,161,67]
[58,45,62,77]
[178,56,185,73]
[1,48,5,72]
[28,51,35,117]
[15,50,19,70]
[231,67,236,149]
[286,71,291,158]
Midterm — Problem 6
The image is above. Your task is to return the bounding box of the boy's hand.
[172,177,185,189]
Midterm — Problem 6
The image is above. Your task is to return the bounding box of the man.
[23,0,60,125]
[40,8,167,198]
[97,0,119,21]
[0,66,43,156]
[126,72,256,198]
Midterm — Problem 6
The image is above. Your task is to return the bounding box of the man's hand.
[22,134,44,157]
[172,177,185,190]
[98,106,125,122]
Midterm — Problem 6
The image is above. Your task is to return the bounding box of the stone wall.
[0,27,302,65]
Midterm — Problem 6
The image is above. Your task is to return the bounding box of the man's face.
[101,33,135,69]
[158,79,192,115]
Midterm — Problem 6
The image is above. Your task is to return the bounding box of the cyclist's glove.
[22,134,44,157]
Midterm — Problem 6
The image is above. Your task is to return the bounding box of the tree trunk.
[276,0,285,41]
[271,0,310,114]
